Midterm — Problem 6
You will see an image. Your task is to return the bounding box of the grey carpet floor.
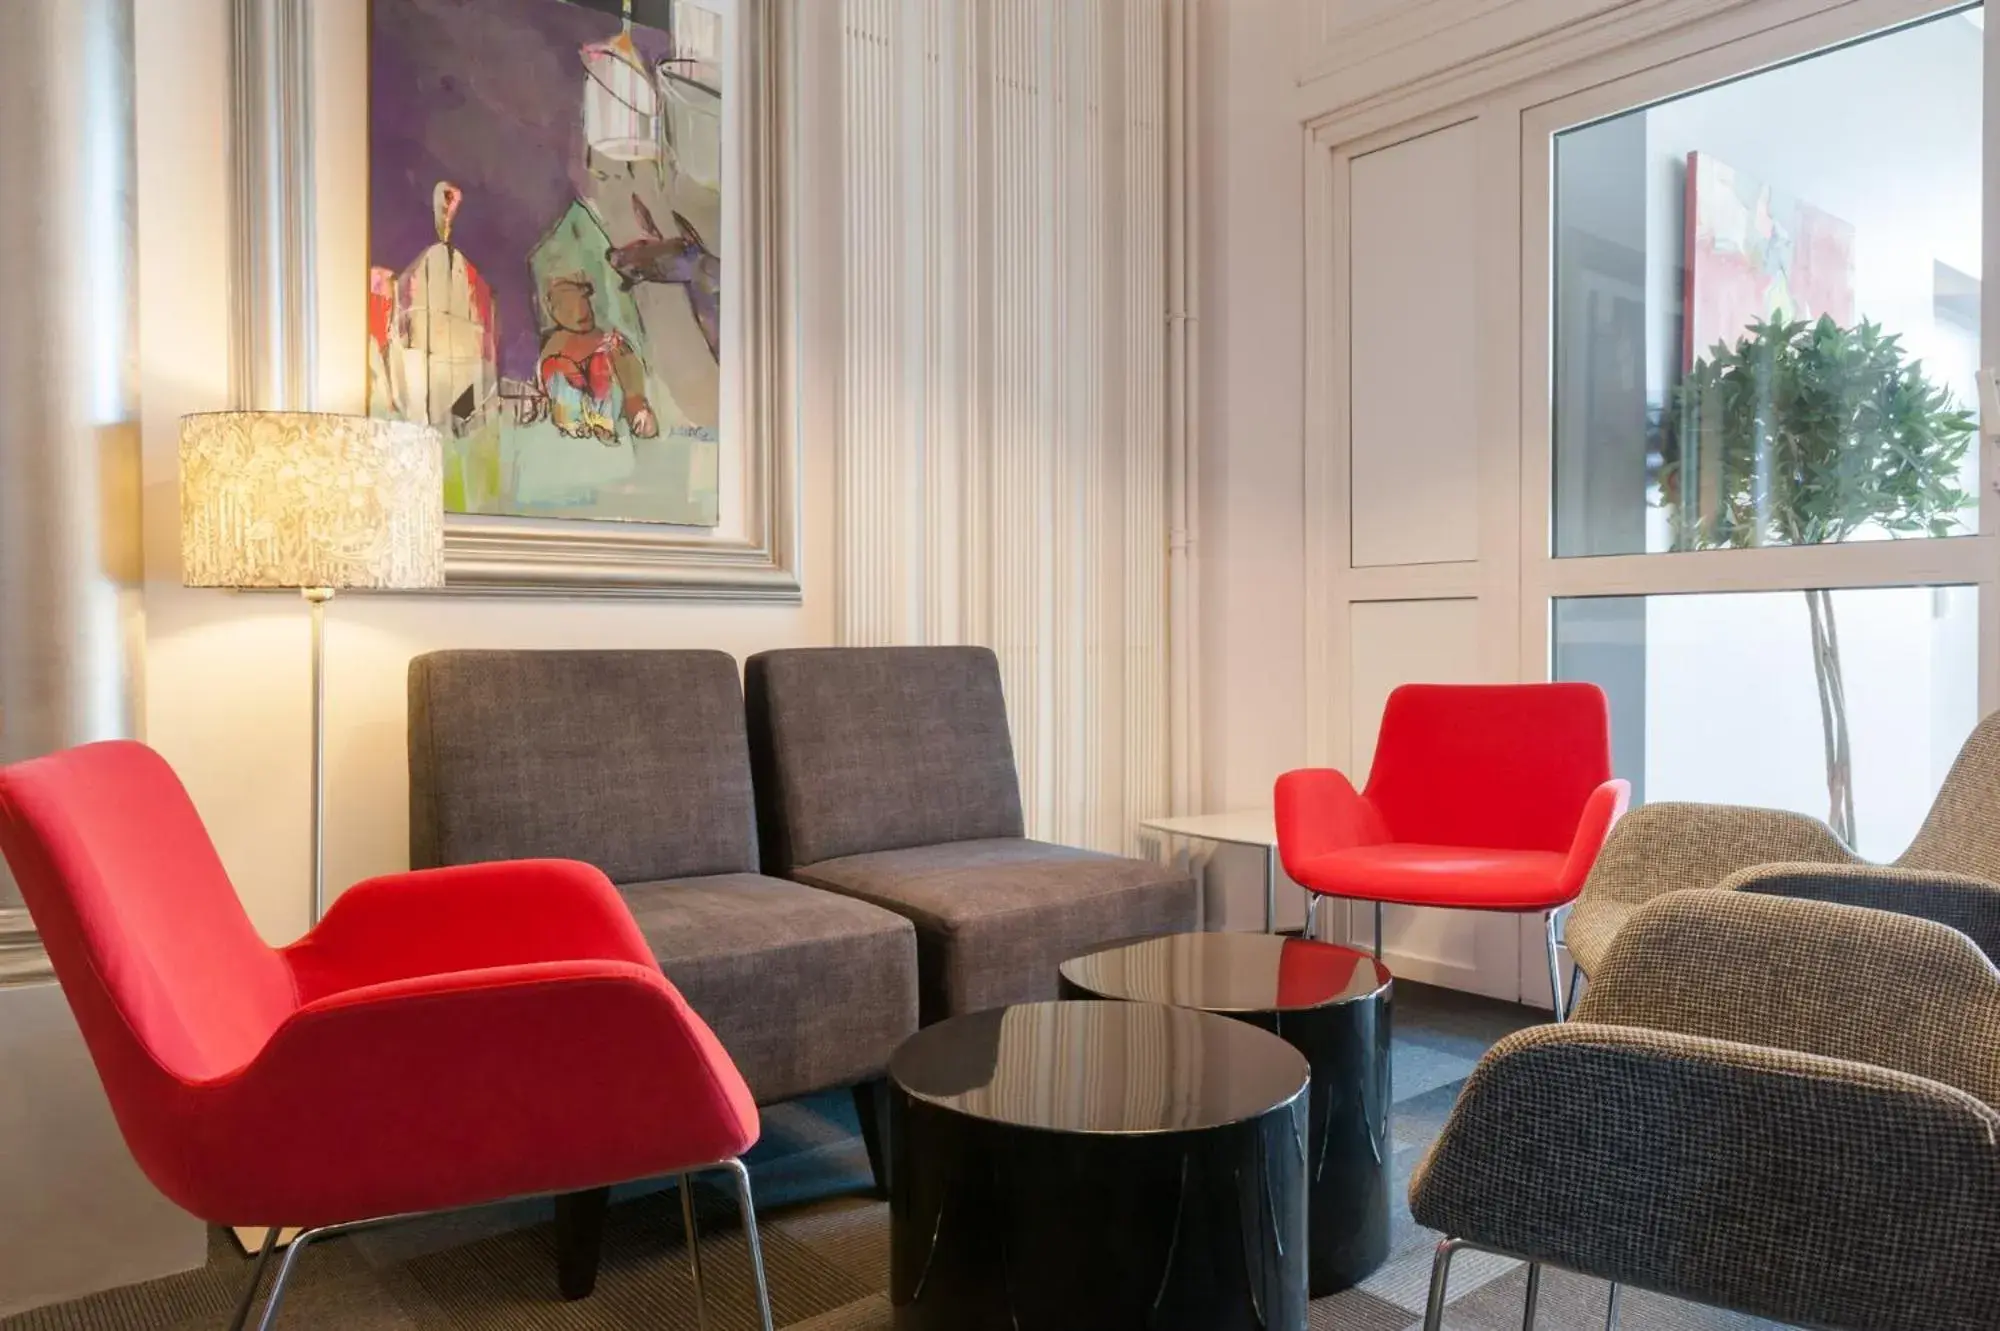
[2,982,1792,1330]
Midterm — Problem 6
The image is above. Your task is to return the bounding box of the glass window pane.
[1553,587,1979,860]
[1552,7,1983,557]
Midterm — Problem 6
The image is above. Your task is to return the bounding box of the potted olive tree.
[1659,313,1976,846]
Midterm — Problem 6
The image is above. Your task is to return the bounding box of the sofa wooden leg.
[554,1187,609,1300]
[854,1080,889,1198]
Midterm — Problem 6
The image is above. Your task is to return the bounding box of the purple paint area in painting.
[369,0,671,380]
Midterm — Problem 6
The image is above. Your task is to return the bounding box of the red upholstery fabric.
[0,741,758,1228]
[1276,684,1629,914]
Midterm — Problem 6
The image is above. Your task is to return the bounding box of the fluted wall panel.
[839,0,896,645]
[1120,0,1169,856]
[837,0,1171,852]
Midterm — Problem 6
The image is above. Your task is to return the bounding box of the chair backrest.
[1900,708,2000,882]
[1363,682,1613,853]
[0,742,295,1093]
[408,650,761,884]
[1578,890,2000,1111]
[744,646,1024,872]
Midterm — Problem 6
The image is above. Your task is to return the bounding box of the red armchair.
[0,740,773,1331]
[1275,684,1628,1019]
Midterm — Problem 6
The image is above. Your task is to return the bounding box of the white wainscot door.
[1311,118,1530,1002]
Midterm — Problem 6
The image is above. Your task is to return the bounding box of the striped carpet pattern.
[2,984,1791,1331]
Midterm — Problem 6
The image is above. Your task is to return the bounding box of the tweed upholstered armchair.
[1566,709,2000,984]
[1412,890,2000,1331]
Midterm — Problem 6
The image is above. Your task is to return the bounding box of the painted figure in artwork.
[607,196,721,362]
[370,181,500,432]
[538,274,659,444]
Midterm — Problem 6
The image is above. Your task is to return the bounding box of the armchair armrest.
[1274,768,1387,880]
[285,859,656,1000]
[1410,1023,2000,1330]
[1575,890,2000,1108]
[205,959,757,1226]
[1723,860,2000,964]
[1564,801,1852,976]
[1555,779,1630,899]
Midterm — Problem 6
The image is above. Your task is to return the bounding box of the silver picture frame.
[229,0,800,600]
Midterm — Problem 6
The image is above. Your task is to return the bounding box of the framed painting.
[229,0,796,599]
[1682,150,1855,373]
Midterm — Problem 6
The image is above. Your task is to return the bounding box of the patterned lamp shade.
[179,412,445,590]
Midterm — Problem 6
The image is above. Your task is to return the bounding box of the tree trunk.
[1804,588,1856,846]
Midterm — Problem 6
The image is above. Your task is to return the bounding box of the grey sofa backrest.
[744,646,1024,872]
[408,649,759,883]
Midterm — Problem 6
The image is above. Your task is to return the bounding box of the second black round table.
[1061,931,1393,1296]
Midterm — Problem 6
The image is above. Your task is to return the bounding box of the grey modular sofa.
[743,645,1197,1023]
[408,649,919,1296]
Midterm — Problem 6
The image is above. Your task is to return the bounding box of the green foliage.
[1659,314,1976,550]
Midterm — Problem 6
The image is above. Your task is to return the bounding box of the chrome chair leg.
[1605,1280,1623,1329]
[1423,1237,1465,1331]
[680,1174,711,1331]
[1521,1260,1542,1329]
[1304,893,1321,941]
[226,1227,281,1331]
[250,1224,337,1331]
[1374,901,1385,961]
[231,1165,772,1331]
[725,1158,776,1331]
[1567,963,1584,1017]
[1544,910,1568,1022]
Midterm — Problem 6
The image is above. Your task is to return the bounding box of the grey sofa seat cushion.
[409,649,759,882]
[623,873,919,1105]
[793,839,1196,1022]
[745,647,1025,872]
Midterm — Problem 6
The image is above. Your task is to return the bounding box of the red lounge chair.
[1276,684,1629,1019]
[0,740,773,1330]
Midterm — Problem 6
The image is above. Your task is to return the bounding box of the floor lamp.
[180,412,443,1252]
[179,410,445,924]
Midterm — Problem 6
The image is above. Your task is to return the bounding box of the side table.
[1138,810,1287,933]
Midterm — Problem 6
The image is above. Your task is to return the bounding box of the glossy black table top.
[888,1000,1308,1135]
[1060,931,1392,1014]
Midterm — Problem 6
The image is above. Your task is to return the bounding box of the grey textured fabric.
[1414,891,2000,1331]
[1726,862,2000,965]
[409,650,759,883]
[1901,707,2000,882]
[794,839,1197,1022]
[743,647,1024,873]
[1410,1024,2000,1331]
[1564,802,1848,977]
[622,874,919,1104]
[1569,709,2000,977]
[1576,892,2000,1105]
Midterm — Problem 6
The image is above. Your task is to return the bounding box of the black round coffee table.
[1060,932,1392,1296]
[887,1000,1309,1331]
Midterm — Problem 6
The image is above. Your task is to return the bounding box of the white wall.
[137,0,843,945]
[1196,0,1312,929]
[0,985,206,1316]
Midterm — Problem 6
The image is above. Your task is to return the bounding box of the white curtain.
[836,0,1171,854]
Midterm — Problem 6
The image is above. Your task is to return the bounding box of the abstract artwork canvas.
[369,0,725,527]
[1683,150,1856,370]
